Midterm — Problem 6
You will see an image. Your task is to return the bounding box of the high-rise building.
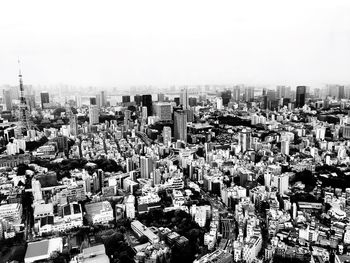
[180,88,189,109]
[216,97,223,110]
[233,86,240,101]
[70,114,78,136]
[244,87,254,102]
[122,95,131,103]
[40,92,49,109]
[221,90,232,106]
[90,97,97,106]
[158,93,165,102]
[96,94,101,108]
[140,156,153,179]
[174,110,187,142]
[189,97,197,107]
[276,86,291,99]
[100,91,106,107]
[239,128,251,153]
[134,95,142,106]
[163,126,172,146]
[296,86,306,108]
[142,95,153,116]
[154,103,172,121]
[281,140,289,156]
[276,174,289,194]
[25,94,36,110]
[141,106,148,121]
[3,89,12,110]
[89,106,99,125]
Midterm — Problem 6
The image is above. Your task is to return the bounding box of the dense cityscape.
[1,75,350,263]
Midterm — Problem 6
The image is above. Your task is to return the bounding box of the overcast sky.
[1,0,350,88]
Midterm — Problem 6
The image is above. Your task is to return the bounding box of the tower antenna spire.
[18,59,22,77]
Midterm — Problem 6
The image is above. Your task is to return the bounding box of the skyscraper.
[180,88,189,109]
[163,126,172,146]
[174,110,187,142]
[89,106,99,125]
[122,95,131,103]
[90,97,97,106]
[140,156,153,179]
[70,114,78,136]
[281,140,290,156]
[296,86,306,108]
[233,86,240,101]
[3,89,12,111]
[244,87,254,102]
[158,93,165,102]
[154,102,172,121]
[134,95,142,106]
[142,94,153,116]
[239,128,251,153]
[96,94,101,108]
[100,91,106,107]
[221,90,232,106]
[40,91,49,109]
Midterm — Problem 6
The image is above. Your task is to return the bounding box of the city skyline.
[1,0,350,87]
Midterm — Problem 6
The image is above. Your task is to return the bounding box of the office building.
[221,90,232,106]
[89,106,99,125]
[189,97,197,107]
[142,106,148,121]
[239,129,251,153]
[244,87,254,102]
[233,86,240,101]
[154,102,172,121]
[140,156,153,179]
[96,94,101,108]
[174,110,187,142]
[131,220,159,244]
[134,94,142,106]
[281,140,289,156]
[40,92,50,109]
[89,97,97,106]
[3,89,12,110]
[180,88,189,109]
[142,94,153,116]
[296,86,306,108]
[70,114,78,136]
[163,126,172,146]
[100,91,106,107]
[122,95,130,103]
[84,201,114,224]
[158,93,165,102]
[216,97,223,110]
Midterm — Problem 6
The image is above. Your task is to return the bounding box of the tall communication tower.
[18,60,31,133]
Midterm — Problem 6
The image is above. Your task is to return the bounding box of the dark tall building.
[134,95,142,106]
[174,110,187,142]
[233,86,240,101]
[40,92,49,109]
[122,95,130,103]
[142,94,153,116]
[90,97,97,105]
[174,97,180,106]
[189,97,197,107]
[296,86,306,108]
[221,90,232,106]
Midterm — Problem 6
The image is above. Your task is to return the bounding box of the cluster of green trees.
[95,229,134,263]
[31,158,124,182]
[137,208,206,263]
[26,136,48,151]
[316,165,350,189]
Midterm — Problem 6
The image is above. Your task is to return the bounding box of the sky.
[0,0,350,88]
